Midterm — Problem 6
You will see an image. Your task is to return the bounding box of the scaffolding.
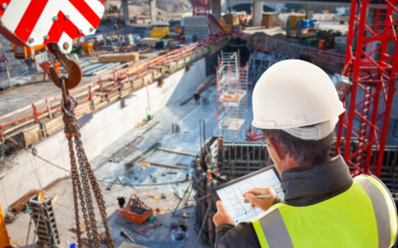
[216,51,248,141]
[248,50,297,83]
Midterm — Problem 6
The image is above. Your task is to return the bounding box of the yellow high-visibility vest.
[249,175,398,248]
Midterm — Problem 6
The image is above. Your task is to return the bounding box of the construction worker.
[178,213,189,232]
[194,92,201,105]
[213,60,398,247]
[117,196,126,209]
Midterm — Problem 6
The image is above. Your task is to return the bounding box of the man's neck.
[280,157,331,173]
[280,156,353,206]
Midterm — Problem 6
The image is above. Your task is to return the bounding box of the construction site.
[0,0,398,247]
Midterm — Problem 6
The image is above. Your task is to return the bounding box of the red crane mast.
[192,0,211,16]
[336,0,398,177]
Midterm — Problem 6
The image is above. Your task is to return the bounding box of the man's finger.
[216,201,227,215]
[243,187,270,197]
[245,193,262,206]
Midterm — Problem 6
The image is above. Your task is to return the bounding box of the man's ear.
[267,138,284,162]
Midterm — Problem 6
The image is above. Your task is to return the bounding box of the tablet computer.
[211,165,283,224]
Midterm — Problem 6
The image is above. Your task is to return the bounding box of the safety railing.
[0,32,230,135]
[245,33,346,65]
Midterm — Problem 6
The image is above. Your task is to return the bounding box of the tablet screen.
[213,166,284,224]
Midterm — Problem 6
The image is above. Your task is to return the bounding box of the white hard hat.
[252,59,345,140]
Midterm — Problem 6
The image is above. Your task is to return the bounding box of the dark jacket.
[215,156,353,248]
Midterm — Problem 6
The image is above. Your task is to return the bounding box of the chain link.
[63,98,114,248]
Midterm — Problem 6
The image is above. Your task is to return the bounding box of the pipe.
[194,206,210,248]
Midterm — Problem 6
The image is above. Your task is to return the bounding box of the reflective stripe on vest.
[356,177,391,247]
[250,176,394,248]
[251,208,294,248]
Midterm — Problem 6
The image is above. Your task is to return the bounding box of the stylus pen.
[237,194,271,201]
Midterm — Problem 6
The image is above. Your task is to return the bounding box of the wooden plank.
[93,96,101,106]
[121,89,132,98]
[9,189,39,214]
[176,162,189,166]
[98,53,139,63]
[157,147,197,157]
[75,102,92,118]
[43,116,63,136]
[139,160,187,170]
[122,83,132,91]
[109,93,121,103]
[132,78,143,89]
[22,124,42,147]
[142,73,153,85]
[94,100,109,110]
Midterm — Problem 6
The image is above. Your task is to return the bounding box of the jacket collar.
[280,155,353,206]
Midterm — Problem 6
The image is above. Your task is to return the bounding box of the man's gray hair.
[262,128,335,166]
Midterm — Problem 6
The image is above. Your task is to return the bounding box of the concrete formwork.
[0,58,206,215]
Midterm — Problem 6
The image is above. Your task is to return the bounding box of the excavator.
[0,0,115,247]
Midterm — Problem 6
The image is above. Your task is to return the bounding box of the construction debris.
[120,230,136,243]
[126,143,161,168]
[115,222,150,239]
[140,162,150,170]
[8,189,39,216]
[109,137,143,163]
[177,162,189,166]
[147,195,161,200]
[140,160,187,170]
[106,177,121,191]
[158,147,197,157]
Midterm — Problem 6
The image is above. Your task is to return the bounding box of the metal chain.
[68,135,94,248]
[62,98,114,248]
[75,134,115,248]
[74,134,100,247]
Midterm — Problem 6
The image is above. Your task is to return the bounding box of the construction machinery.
[12,44,46,60]
[117,194,154,224]
[0,205,12,248]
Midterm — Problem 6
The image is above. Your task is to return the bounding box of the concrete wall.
[150,0,156,24]
[0,59,206,214]
[211,0,227,20]
[252,2,263,26]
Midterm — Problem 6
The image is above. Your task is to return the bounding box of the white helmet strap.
[282,117,338,141]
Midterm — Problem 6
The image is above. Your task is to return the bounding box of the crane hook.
[47,43,82,90]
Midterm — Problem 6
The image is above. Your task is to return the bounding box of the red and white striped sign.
[0,0,104,53]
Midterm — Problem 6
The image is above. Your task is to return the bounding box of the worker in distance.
[213,60,398,248]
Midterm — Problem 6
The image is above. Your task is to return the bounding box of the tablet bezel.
[210,165,281,202]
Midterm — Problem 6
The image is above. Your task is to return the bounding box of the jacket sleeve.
[215,222,260,248]
[215,194,283,247]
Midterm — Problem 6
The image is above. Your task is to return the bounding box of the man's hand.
[242,187,277,212]
[213,201,235,227]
